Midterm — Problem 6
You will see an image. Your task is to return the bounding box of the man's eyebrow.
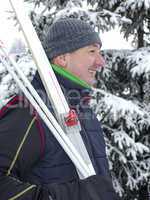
[88,44,100,48]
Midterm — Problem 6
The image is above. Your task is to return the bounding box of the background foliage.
[1,0,150,199]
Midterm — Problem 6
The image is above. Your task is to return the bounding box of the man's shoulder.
[0,95,35,119]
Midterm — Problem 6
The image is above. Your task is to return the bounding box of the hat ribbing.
[43,18,102,60]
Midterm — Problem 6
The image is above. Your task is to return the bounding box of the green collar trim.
[51,64,91,89]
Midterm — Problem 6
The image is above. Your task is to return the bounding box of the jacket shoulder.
[0,95,45,178]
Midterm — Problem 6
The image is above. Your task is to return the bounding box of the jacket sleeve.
[0,100,50,199]
[48,175,120,200]
[0,174,50,200]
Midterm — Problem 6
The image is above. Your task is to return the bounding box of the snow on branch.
[91,88,147,120]
[127,48,150,78]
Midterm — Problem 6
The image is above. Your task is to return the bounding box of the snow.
[124,0,150,10]
[144,0,150,8]
[1,1,150,199]
[127,48,150,78]
[0,62,6,74]
[92,89,146,120]
[9,38,26,55]
[0,53,36,108]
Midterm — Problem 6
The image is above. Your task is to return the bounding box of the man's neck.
[51,64,91,89]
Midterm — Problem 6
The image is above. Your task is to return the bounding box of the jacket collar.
[32,66,92,107]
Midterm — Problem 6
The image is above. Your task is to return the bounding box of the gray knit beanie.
[43,18,102,60]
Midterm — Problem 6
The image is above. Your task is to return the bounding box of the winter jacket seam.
[7,116,36,176]
[8,184,36,200]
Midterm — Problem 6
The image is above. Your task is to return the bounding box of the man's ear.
[52,54,68,68]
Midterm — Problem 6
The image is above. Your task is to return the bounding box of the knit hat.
[43,18,102,60]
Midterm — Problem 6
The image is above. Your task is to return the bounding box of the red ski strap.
[65,109,79,127]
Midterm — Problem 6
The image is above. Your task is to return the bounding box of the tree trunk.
[137,24,144,48]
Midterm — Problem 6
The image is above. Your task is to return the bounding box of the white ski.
[0,45,89,178]
[8,0,96,178]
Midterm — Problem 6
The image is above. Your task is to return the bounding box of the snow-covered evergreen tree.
[24,0,150,47]
[87,0,150,48]
[115,0,150,48]
[1,0,150,199]
[92,48,150,199]
[24,0,131,41]
[0,50,36,106]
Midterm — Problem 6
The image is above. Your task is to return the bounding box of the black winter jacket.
[27,72,110,185]
[0,72,119,200]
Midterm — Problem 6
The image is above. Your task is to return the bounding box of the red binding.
[65,109,78,127]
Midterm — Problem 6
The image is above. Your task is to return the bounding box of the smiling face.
[53,43,105,86]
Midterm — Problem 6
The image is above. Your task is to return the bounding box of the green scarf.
[52,64,91,89]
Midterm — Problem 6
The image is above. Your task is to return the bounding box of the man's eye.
[89,50,95,53]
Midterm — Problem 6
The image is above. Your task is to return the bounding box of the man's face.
[65,44,105,86]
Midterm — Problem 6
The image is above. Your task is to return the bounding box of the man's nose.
[96,54,106,69]
[97,54,106,68]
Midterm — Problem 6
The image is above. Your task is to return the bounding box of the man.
[0,18,119,199]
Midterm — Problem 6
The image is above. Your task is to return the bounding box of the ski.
[8,0,96,178]
[0,44,90,178]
